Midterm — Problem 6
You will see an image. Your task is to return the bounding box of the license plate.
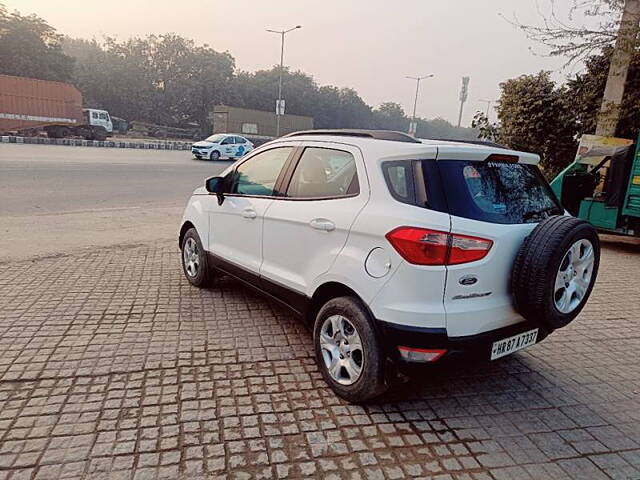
[490,328,538,360]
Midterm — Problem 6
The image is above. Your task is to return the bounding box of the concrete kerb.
[0,135,191,150]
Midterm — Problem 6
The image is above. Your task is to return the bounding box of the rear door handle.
[242,208,257,219]
[309,218,335,231]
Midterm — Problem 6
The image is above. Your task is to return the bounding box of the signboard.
[275,99,286,115]
[574,134,633,167]
[241,122,258,134]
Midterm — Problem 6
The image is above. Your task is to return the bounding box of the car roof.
[276,131,540,165]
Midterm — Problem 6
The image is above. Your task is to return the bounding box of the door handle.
[309,218,335,231]
[242,208,257,219]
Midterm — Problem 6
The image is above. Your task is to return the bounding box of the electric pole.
[595,0,640,137]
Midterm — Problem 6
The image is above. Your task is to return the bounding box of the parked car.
[178,129,600,402]
[191,134,254,161]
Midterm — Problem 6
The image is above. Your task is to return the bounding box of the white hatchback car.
[192,133,254,161]
[179,130,600,402]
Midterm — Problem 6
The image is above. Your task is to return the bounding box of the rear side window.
[286,147,359,199]
[382,161,415,204]
[436,160,563,224]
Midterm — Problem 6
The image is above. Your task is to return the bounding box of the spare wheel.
[511,215,600,330]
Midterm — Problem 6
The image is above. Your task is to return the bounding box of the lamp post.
[405,74,434,136]
[267,25,302,137]
[479,99,493,119]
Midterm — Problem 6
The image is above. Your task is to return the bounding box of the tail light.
[398,346,446,363]
[385,227,492,265]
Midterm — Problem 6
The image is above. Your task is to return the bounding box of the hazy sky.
[7,0,589,126]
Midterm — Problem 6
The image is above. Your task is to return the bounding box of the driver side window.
[230,147,292,196]
[221,136,234,145]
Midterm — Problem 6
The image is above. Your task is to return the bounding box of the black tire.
[512,215,600,330]
[209,150,220,161]
[180,228,215,288]
[313,296,387,403]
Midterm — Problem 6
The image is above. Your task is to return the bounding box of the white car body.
[191,133,254,160]
[180,133,553,338]
[179,130,602,401]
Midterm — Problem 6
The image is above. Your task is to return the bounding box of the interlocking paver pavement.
[0,240,639,479]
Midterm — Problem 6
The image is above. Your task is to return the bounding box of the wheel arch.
[179,221,195,249]
[307,281,380,335]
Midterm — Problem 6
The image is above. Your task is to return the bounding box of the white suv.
[179,130,600,402]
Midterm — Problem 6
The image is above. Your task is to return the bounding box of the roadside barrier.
[0,135,192,150]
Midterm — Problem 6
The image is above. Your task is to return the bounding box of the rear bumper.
[377,319,552,363]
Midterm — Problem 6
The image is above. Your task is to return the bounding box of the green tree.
[495,71,578,174]
[471,111,499,141]
[0,4,74,81]
[64,34,234,133]
[373,102,408,131]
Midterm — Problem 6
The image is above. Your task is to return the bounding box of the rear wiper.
[522,206,560,221]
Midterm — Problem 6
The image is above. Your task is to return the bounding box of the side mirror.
[205,176,226,205]
[205,176,223,193]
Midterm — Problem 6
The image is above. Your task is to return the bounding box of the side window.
[221,137,233,145]
[230,147,292,196]
[382,161,416,204]
[92,111,98,119]
[286,147,359,199]
[99,112,107,120]
[236,136,246,144]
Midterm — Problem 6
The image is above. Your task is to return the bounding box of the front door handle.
[242,208,257,219]
[309,218,335,231]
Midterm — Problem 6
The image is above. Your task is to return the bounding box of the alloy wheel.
[183,237,200,278]
[554,239,595,314]
[319,315,364,385]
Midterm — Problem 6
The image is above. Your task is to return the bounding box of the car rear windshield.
[435,160,563,224]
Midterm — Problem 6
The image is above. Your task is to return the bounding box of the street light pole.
[479,99,493,119]
[267,25,301,137]
[405,74,434,136]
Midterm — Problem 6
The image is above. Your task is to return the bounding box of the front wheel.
[181,228,215,287]
[209,150,220,161]
[313,297,387,403]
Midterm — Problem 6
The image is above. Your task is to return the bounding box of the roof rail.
[284,129,421,144]
[429,138,509,149]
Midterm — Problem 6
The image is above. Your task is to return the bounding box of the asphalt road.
[0,144,229,261]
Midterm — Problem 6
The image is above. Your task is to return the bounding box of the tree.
[0,4,74,81]
[471,111,499,141]
[512,0,624,64]
[513,0,640,136]
[373,102,408,131]
[64,34,234,133]
[566,47,640,139]
[495,72,578,174]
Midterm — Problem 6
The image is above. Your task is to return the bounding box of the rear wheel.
[313,297,387,403]
[181,228,214,287]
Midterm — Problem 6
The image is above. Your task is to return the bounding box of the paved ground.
[0,145,228,261]
[0,237,639,479]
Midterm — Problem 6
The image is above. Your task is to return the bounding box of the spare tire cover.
[511,215,600,329]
